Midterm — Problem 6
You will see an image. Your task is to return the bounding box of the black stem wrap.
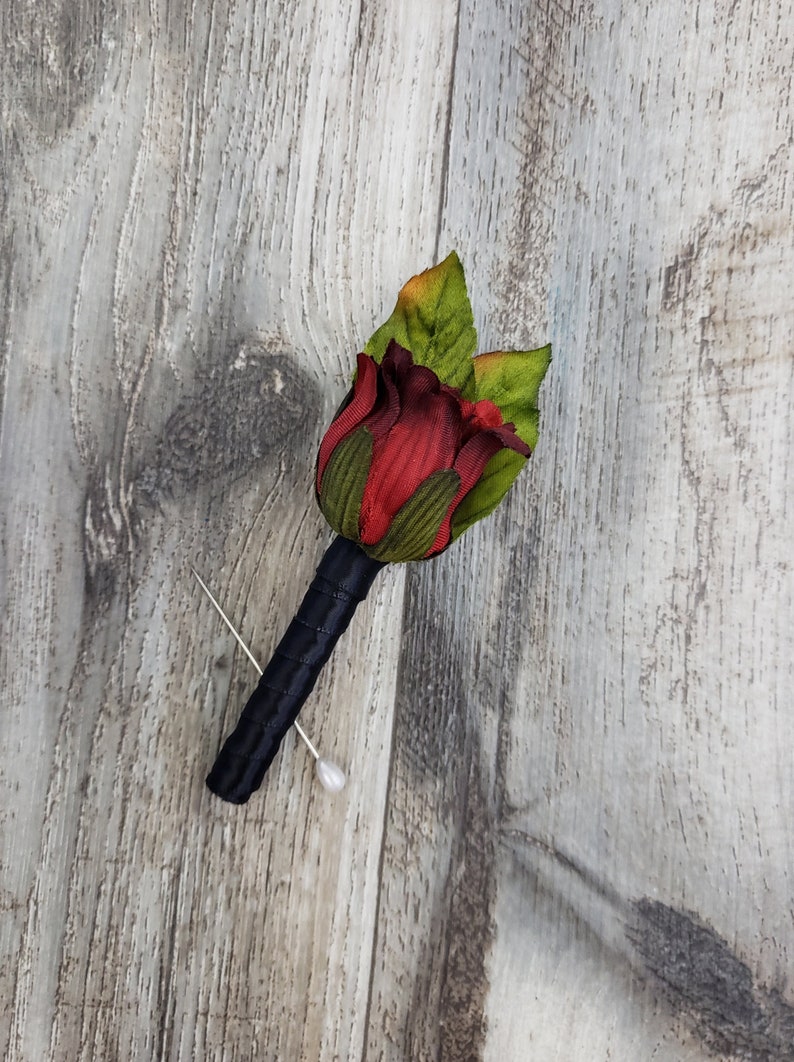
[206,536,386,804]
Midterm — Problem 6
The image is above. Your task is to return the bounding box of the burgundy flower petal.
[392,356,443,406]
[382,339,416,377]
[359,351,402,443]
[317,352,379,488]
[359,387,465,545]
[425,424,530,555]
[317,338,535,561]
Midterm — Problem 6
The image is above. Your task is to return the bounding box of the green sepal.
[318,427,373,540]
[473,344,551,449]
[364,469,460,563]
[364,252,477,399]
[449,450,526,541]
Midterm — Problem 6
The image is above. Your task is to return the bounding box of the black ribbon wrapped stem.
[206,536,385,804]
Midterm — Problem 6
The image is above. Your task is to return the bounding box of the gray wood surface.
[2,1,792,1059]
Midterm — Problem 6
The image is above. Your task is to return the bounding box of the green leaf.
[449,449,526,540]
[318,427,372,540]
[449,346,551,539]
[364,252,478,399]
[473,344,551,449]
[365,469,460,563]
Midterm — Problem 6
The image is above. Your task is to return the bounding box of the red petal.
[500,422,531,458]
[444,391,507,439]
[425,425,529,555]
[381,341,450,409]
[359,387,464,545]
[468,398,505,431]
[383,339,415,376]
[360,349,402,442]
[317,353,378,488]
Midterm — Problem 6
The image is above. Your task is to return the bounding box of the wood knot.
[83,464,132,601]
[135,342,322,503]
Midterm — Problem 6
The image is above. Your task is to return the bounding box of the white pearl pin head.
[316,758,346,793]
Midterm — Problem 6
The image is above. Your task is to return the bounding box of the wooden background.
[1,0,792,1059]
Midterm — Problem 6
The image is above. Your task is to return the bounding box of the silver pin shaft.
[190,567,320,760]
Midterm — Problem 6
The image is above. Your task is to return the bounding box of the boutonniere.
[200,252,550,803]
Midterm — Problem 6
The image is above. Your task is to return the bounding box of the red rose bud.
[316,341,530,563]
[204,253,550,804]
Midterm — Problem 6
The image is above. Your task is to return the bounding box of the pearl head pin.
[190,567,346,793]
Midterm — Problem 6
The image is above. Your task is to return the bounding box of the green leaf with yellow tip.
[450,344,551,540]
[318,427,372,540]
[364,252,478,399]
[472,344,551,450]
[365,469,460,563]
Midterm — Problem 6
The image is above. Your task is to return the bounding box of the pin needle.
[190,566,346,793]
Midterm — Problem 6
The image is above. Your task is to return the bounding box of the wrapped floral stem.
[206,252,551,804]
[206,537,383,803]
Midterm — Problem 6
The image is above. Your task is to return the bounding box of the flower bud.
[316,341,530,562]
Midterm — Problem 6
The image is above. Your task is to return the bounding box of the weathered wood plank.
[0,2,457,1059]
[369,0,794,1059]
[2,0,793,1059]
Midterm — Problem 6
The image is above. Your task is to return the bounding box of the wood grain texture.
[1,1,792,1060]
[369,0,794,1059]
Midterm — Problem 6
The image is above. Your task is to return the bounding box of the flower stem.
[206,536,385,804]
